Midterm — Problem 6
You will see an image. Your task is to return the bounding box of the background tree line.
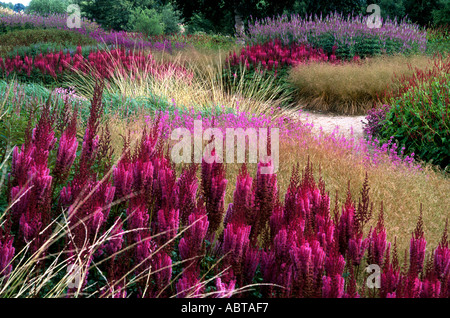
[2,0,450,34]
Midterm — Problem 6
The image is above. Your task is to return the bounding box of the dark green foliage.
[432,0,450,26]
[127,2,183,36]
[81,0,131,31]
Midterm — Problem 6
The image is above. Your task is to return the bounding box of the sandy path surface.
[293,108,367,140]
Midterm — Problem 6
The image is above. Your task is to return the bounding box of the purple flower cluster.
[242,12,427,54]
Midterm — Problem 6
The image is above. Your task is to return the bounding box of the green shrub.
[377,55,450,171]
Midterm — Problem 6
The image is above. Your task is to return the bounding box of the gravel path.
[294,108,367,140]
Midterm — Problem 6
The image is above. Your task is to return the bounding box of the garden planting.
[0,8,448,299]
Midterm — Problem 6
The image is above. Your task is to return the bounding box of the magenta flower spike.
[146,250,172,298]
[178,205,209,273]
[156,207,180,250]
[112,160,133,200]
[227,164,253,226]
[409,212,427,275]
[0,236,15,278]
[434,241,450,282]
[250,161,277,246]
[221,223,252,283]
[419,278,441,298]
[54,109,78,179]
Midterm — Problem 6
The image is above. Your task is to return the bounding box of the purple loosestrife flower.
[214,277,236,298]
